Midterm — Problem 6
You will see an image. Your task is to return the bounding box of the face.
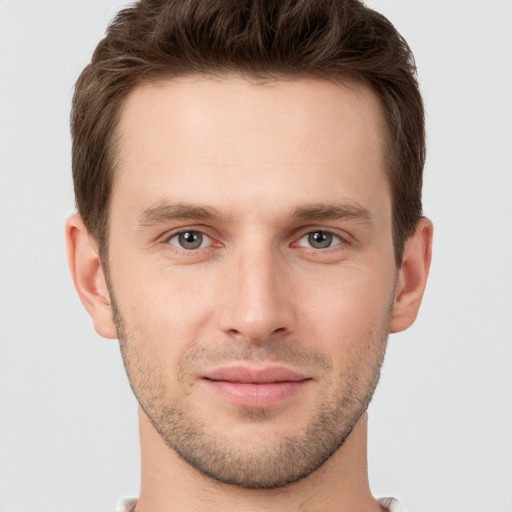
[107,76,397,488]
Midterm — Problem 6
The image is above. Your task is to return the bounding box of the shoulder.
[113,497,404,512]
[112,497,137,512]
[377,497,407,512]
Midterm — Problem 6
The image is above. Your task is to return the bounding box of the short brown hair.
[71,0,425,265]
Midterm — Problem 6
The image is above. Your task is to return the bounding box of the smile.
[201,366,313,408]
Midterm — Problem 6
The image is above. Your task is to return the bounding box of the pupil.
[180,231,202,249]
[309,231,332,249]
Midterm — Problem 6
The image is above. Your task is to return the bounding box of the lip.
[201,366,312,407]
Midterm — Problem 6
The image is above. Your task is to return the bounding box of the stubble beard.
[109,292,390,489]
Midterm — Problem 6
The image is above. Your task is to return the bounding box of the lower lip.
[202,379,311,407]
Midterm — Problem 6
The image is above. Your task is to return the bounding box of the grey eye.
[296,230,342,250]
[307,231,333,249]
[169,231,209,250]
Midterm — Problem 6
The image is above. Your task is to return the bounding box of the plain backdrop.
[0,1,511,511]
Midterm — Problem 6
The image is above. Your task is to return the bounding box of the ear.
[390,217,433,333]
[65,214,118,339]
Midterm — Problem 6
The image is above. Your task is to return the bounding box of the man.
[65,0,432,510]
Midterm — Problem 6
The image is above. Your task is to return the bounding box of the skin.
[66,76,432,512]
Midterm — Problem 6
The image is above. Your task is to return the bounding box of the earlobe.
[390,217,433,333]
[65,214,118,339]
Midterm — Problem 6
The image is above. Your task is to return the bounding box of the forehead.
[113,75,390,220]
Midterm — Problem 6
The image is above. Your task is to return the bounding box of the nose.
[217,244,296,343]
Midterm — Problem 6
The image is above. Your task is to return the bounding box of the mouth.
[201,366,313,408]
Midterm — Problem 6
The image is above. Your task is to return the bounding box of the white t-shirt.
[113,496,405,511]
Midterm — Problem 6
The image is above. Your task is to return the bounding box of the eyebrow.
[136,200,372,227]
[136,202,229,227]
[291,203,372,223]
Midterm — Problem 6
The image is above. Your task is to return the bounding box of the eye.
[168,230,211,250]
[296,230,343,249]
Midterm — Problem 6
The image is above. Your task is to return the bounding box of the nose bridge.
[219,236,294,342]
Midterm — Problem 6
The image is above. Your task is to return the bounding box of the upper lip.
[202,366,309,383]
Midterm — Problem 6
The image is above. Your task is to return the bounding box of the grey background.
[0,1,511,511]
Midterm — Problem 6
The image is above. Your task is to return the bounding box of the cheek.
[303,276,392,387]
[295,264,394,384]
[299,264,395,333]
[112,251,213,316]
[110,258,217,370]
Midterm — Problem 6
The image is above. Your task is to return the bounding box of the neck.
[135,409,383,512]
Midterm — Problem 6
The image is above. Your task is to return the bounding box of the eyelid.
[158,225,350,252]
[161,226,222,251]
[168,231,212,250]
[291,228,349,250]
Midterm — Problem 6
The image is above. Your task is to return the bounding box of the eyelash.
[166,230,218,252]
[292,230,345,251]
[163,228,347,253]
